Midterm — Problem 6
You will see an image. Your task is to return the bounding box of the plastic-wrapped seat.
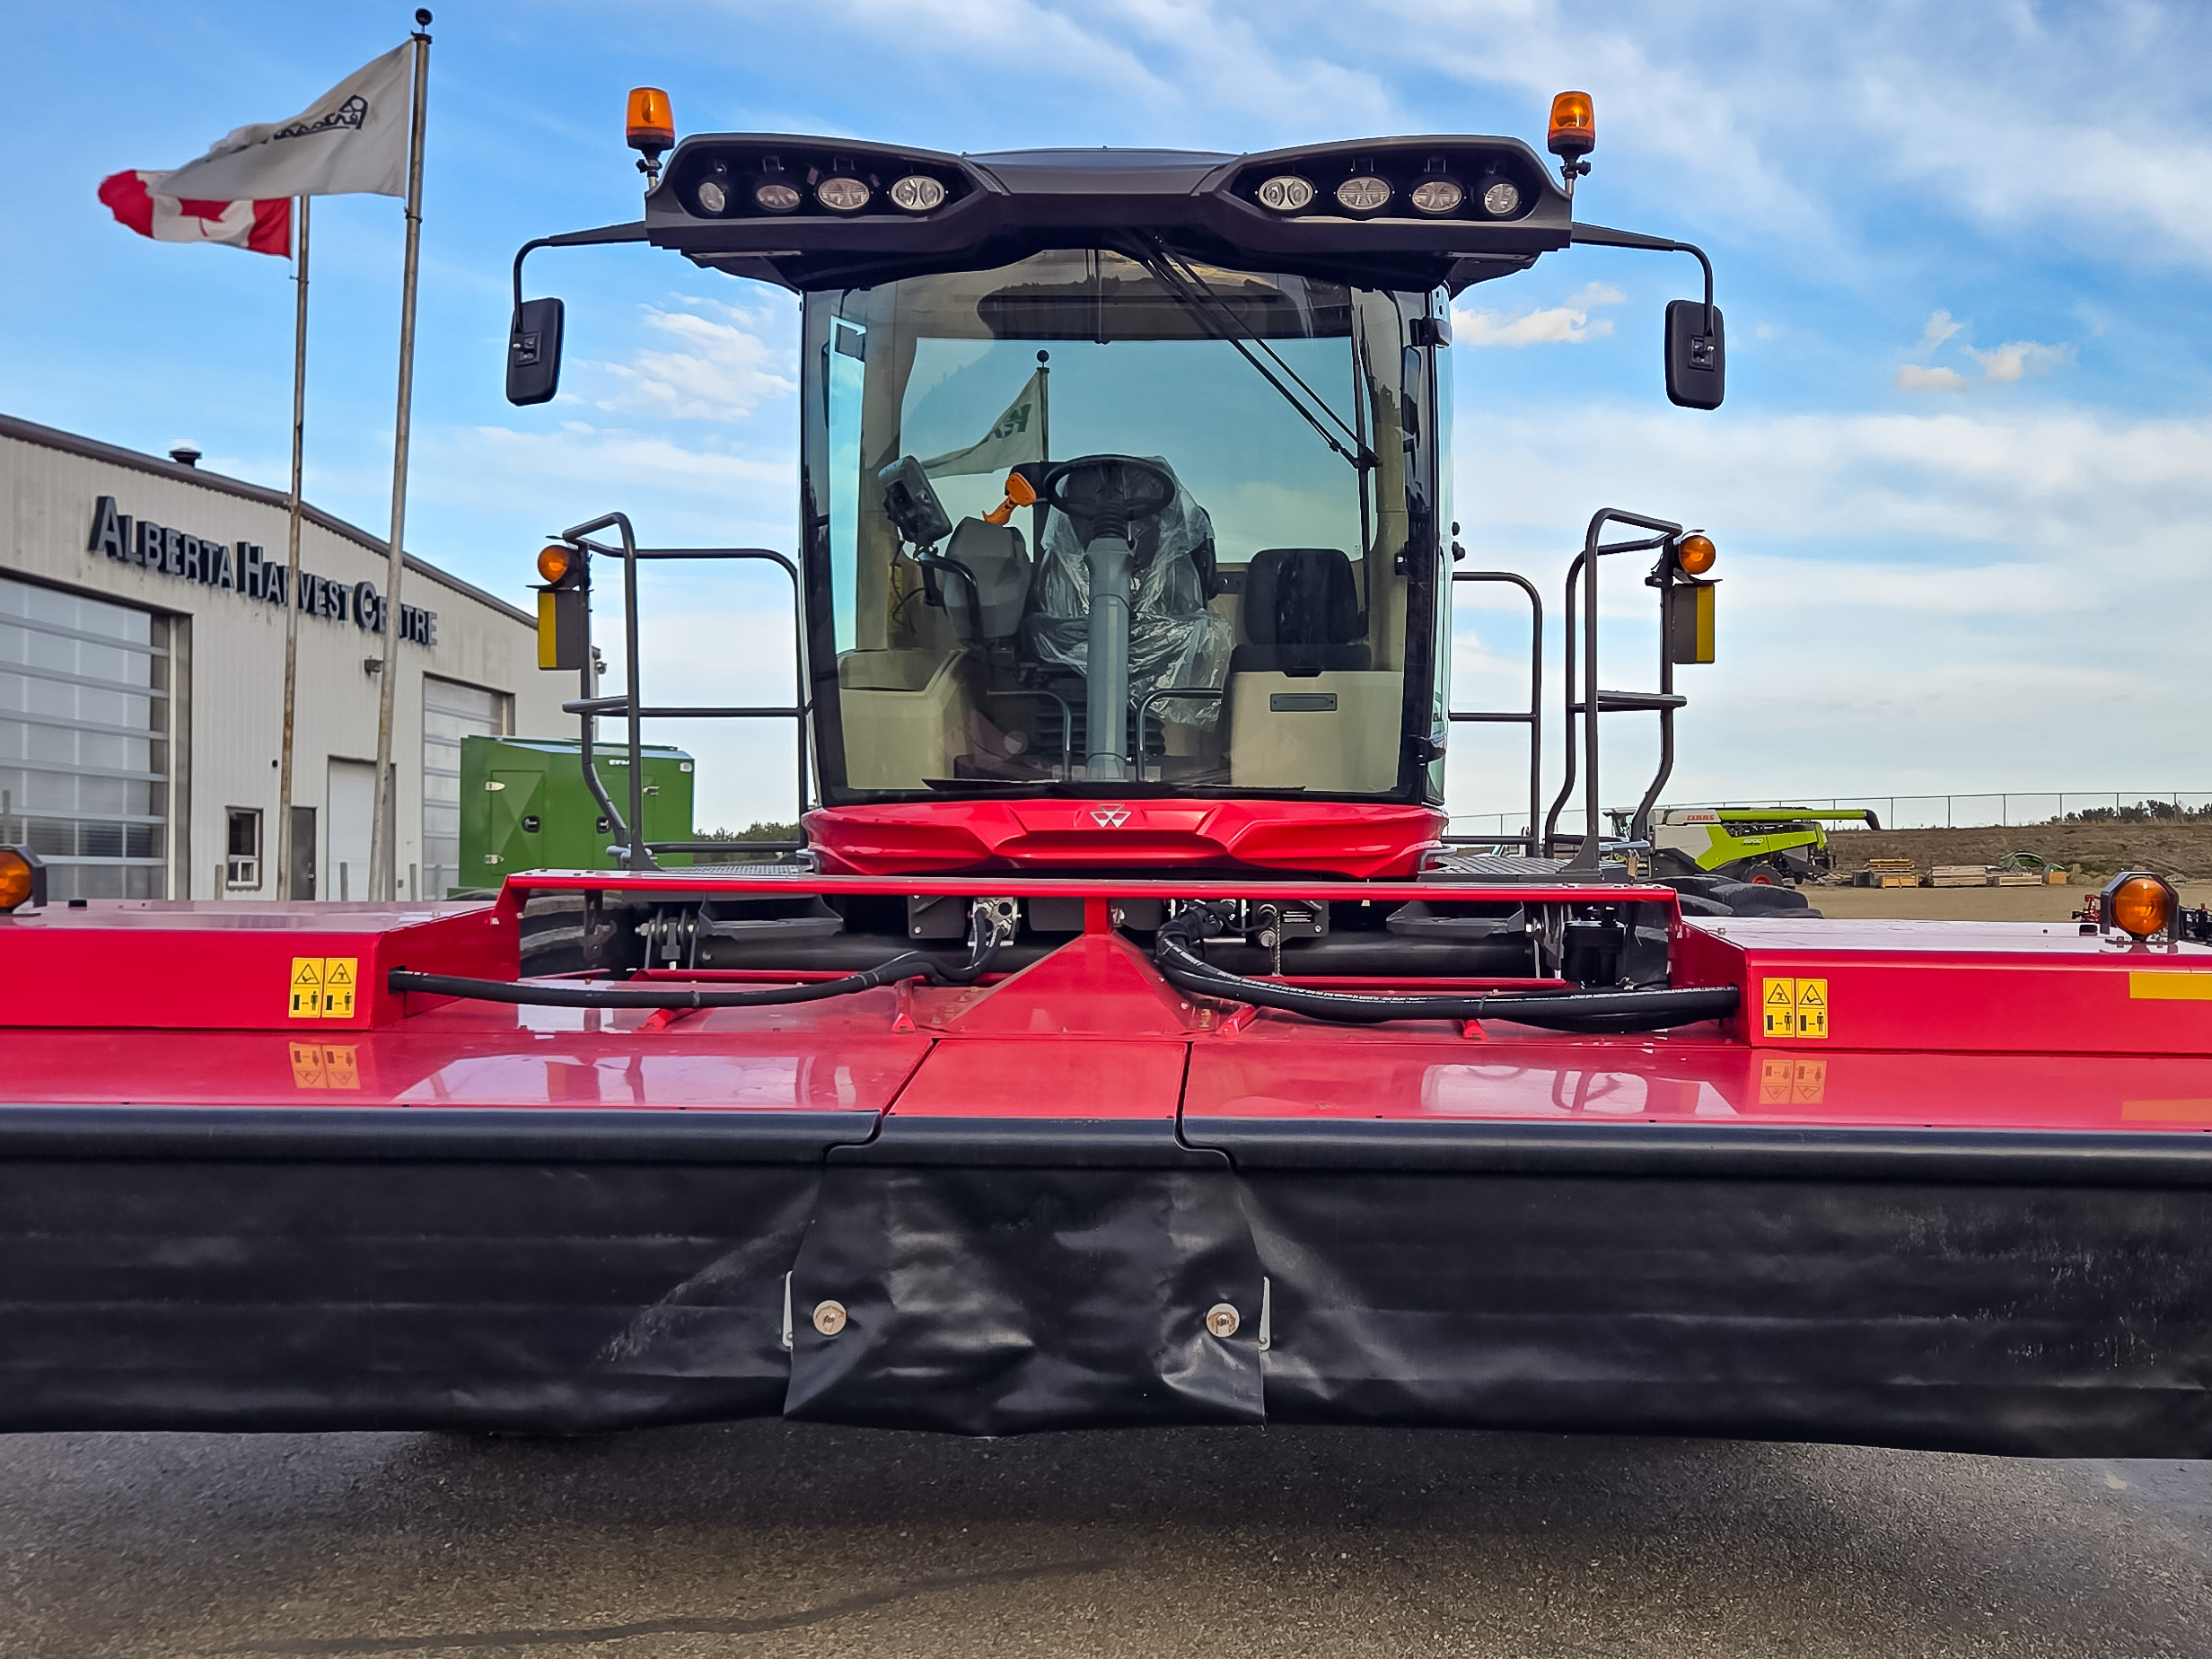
[1232,548,1369,676]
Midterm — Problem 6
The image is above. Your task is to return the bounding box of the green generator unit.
[459,735,696,888]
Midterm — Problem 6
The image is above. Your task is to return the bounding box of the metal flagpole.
[276,195,309,900]
[368,10,432,901]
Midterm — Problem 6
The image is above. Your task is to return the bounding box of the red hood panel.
[804,799,1445,878]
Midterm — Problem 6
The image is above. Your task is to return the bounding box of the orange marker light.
[2109,875,2173,939]
[1548,91,1596,159]
[0,847,42,913]
[627,87,675,154]
[1676,533,1716,575]
[536,544,575,584]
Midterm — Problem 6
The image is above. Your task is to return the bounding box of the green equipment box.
[459,735,695,887]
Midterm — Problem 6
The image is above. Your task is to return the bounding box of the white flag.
[159,44,414,202]
[922,371,1047,478]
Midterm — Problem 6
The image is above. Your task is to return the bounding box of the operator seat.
[1232,547,1369,677]
[1018,464,1232,730]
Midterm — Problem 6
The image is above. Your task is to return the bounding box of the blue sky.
[5,1,2210,830]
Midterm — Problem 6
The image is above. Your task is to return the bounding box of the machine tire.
[1741,862,1788,886]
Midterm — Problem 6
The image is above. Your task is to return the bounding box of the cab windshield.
[800,249,1440,802]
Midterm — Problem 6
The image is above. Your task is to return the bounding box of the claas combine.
[4,92,2209,1454]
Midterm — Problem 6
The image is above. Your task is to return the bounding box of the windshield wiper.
[1128,237,1377,471]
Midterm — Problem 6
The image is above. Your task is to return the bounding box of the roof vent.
[168,444,201,468]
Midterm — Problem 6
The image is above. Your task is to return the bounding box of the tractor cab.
[514,99,1726,878]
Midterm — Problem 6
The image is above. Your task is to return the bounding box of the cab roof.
[643,133,1573,295]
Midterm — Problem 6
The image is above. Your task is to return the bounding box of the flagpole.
[369,10,431,902]
[276,195,308,900]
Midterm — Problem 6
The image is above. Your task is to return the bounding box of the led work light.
[1257,175,1315,213]
[890,175,946,212]
[1335,175,1391,214]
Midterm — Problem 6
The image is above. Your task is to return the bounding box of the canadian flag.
[97,171,290,257]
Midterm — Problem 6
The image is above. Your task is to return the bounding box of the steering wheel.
[1040,454,1176,548]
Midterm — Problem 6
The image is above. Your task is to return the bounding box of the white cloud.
[1453,282,1626,348]
[595,300,796,422]
[1913,310,1963,357]
[1443,398,2212,805]
[1965,339,2076,382]
[1895,363,1968,391]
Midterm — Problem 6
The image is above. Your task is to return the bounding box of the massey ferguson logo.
[1091,808,1132,829]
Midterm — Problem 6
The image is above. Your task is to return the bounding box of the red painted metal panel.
[890,1039,1188,1118]
[1181,1020,2212,1134]
[0,901,511,1032]
[1674,917,2212,1055]
[804,798,1446,878]
[912,933,1213,1037]
[2,997,931,1111]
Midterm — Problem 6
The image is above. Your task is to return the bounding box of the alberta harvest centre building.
[2,413,564,901]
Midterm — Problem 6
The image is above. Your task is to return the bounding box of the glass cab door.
[799,250,1445,804]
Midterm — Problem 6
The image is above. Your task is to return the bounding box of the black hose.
[1154,904,1738,1033]
[392,913,1004,1011]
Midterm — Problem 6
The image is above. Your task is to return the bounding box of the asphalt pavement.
[0,1424,2206,1657]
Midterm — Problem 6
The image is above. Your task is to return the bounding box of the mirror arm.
[1567,222,1715,326]
[510,220,652,311]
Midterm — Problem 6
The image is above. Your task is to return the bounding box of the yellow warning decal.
[289,958,324,1019]
[1760,977,1830,1040]
[1761,978,1796,1039]
[289,957,361,1020]
[321,957,358,1020]
[2129,973,2212,1001]
[1795,978,1829,1040]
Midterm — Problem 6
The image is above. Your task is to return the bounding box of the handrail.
[557,513,811,871]
[1449,570,1542,851]
[1541,509,1682,868]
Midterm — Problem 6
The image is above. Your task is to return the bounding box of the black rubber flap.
[1240,1168,2212,1457]
[785,1160,1264,1434]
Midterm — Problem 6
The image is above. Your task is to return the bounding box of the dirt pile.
[1832,822,2212,879]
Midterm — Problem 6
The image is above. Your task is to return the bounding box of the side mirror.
[506,296,566,407]
[1664,300,1725,409]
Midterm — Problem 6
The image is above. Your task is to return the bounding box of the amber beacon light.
[627,87,676,184]
[1548,92,1596,159]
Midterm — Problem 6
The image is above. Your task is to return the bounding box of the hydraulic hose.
[391,912,1005,1011]
[1154,903,1739,1034]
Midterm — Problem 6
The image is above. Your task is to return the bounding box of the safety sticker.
[1760,977,1830,1040]
[321,957,358,1020]
[289,958,323,1019]
[1760,979,1795,1038]
[288,957,360,1020]
[1795,979,1829,1040]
